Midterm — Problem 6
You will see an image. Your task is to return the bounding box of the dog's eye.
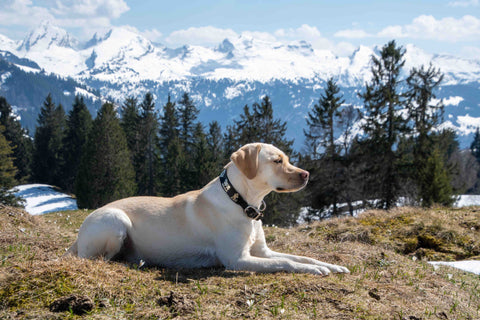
[273,158,283,164]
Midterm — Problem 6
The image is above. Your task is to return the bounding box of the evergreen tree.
[177,92,200,192]
[0,126,21,206]
[207,121,225,172]
[235,105,258,147]
[32,94,66,186]
[304,78,344,158]
[252,96,294,151]
[159,95,183,196]
[120,96,140,157]
[470,127,480,163]
[0,96,33,183]
[223,124,239,159]
[359,40,407,209]
[419,147,455,207]
[178,92,199,154]
[192,123,214,188]
[136,92,161,196]
[61,95,92,192]
[406,64,451,205]
[303,79,345,216]
[76,102,136,208]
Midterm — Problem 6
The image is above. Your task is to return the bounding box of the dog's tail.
[63,240,78,257]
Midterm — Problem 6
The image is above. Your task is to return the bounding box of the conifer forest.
[2,41,480,226]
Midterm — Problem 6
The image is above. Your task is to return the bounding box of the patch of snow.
[74,87,97,101]
[0,72,12,86]
[63,90,71,96]
[224,85,242,99]
[12,184,78,215]
[443,96,464,107]
[429,261,480,276]
[14,64,41,73]
[454,195,480,207]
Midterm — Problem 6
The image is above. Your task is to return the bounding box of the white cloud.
[0,0,129,38]
[165,26,238,47]
[240,30,276,42]
[334,29,371,39]
[275,24,322,39]
[0,0,54,27]
[460,45,480,59]
[378,15,480,42]
[274,24,354,55]
[448,0,479,7]
[141,28,163,43]
[51,0,129,19]
[377,25,404,38]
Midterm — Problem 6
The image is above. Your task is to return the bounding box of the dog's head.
[230,143,309,193]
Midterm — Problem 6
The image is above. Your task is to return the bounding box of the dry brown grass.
[0,204,479,319]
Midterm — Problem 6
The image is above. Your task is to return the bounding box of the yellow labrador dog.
[66,143,349,275]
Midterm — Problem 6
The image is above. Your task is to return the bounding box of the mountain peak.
[18,20,78,51]
[216,39,235,53]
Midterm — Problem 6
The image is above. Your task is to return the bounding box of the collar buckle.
[244,203,265,221]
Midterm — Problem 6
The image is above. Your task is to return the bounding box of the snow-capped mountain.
[1,21,479,149]
[10,21,480,85]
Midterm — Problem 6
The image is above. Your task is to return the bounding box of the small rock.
[368,289,381,301]
[98,298,110,309]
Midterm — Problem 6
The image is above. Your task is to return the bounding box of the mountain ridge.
[0,21,479,149]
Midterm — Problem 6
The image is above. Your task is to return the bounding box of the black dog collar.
[219,169,266,220]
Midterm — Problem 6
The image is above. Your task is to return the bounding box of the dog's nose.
[300,170,309,180]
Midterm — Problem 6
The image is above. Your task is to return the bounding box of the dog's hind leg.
[76,208,132,260]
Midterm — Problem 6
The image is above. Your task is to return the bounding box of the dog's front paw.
[295,264,330,276]
[328,264,350,274]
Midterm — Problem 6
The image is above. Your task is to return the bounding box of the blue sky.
[0,0,479,58]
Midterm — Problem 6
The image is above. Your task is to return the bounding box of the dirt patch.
[49,294,94,315]
[157,291,196,317]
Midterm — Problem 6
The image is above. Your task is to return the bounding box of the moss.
[403,237,419,254]
[417,234,443,251]
[0,270,76,310]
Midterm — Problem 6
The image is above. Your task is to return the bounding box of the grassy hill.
[0,205,479,319]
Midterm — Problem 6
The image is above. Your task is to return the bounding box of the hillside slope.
[0,205,479,319]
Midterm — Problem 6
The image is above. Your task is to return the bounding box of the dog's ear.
[231,144,262,179]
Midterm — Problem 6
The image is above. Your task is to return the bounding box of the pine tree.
[419,147,455,207]
[32,94,66,186]
[252,96,293,151]
[61,95,92,192]
[120,96,140,157]
[235,105,258,147]
[359,40,408,209]
[303,79,345,216]
[177,92,200,192]
[470,128,480,163]
[76,102,136,209]
[136,92,161,196]
[207,121,225,172]
[159,95,183,196]
[0,126,21,206]
[304,78,344,158]
[223,124,239,159]
[178,92,199,154]
[192,122,214,188]
[406,64,451,205]
[0,96,33,183]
